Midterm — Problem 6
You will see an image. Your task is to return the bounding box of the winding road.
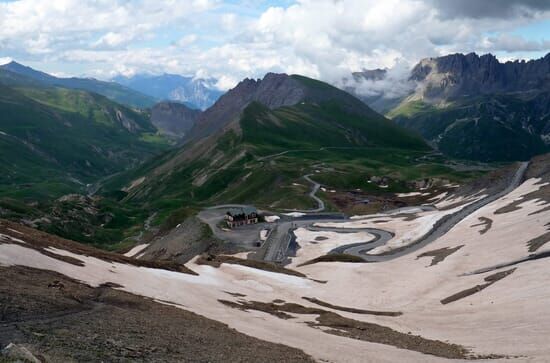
[282,174,325,213]
[199,162,529,265]
[327,161,529,262]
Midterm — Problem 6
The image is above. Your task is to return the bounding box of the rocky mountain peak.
[184,73,308,142]
[3,61,28,70]
[410,52,550,102]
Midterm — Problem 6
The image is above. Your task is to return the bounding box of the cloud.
[0,57,13,65]
[221,13,238,31]
[174,34,198,48]
[0,0,548,90]
[429,0,550,19]
[0,0,217,52]
[340,60,417,100]
[93,32,137,50]
[479,33,550,52]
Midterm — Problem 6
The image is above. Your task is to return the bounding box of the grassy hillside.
[242,101,428,153]
[0,89,483,250]
[101,100,474,222]
[389,93,550,161]
[0,72,486,250]
[0,85,170,200]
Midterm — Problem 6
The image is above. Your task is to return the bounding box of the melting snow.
[265,215,280,223]
[283,212,306,217]
[124,244,149,257]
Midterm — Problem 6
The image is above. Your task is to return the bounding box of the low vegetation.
[0,220,197,275]
[302,297,402,316]
[298,253,365,266]
[416,245,464,266]
[196,254,307,278]
[526,231,550,253]
[218,298,493,359]
[440,268,516,305]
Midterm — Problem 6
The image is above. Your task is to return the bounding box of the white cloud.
[93,32,135,49]
[175,34,198,48]
[0,57,13,65]
[0,0,547,89]
[221,13,238,31]
[479,33,550,52]
[343,60,417,100]
[0,0,217,49]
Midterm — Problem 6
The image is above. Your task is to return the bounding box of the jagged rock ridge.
[410,52,550,102]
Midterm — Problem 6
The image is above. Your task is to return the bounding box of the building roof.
[227,206,257,216]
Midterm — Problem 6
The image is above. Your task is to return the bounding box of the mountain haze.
[0,61,156,108]
[114,73,223,110]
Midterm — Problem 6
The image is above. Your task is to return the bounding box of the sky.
[0,0,548,90]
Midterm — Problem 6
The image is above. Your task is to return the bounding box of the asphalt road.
[282,174,325,213]
[328,161,529,262]
[199,162,528,265]
[198,204,346,263]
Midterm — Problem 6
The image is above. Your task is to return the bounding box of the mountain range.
[113,73,223,110]
[103,72,429,213]
[0,61,156,109]
[350,52,550,161]
[0,54,548,227]
[0,63,439,245]
[0,66,170,200]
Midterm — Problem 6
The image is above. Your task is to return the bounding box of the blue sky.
[0,0,548,89]
[513,20,550,41]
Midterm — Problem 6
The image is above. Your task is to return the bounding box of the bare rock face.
[151,102,201,137]
[410,52,550,102]
[253,73,306,108]
[1,343,41,363]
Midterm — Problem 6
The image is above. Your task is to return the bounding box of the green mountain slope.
[390,92,550,162]
[0,61,157,108]
[242,101,427,152]
[380,53,550,162]
[0,84,170,200]
[0,73,479,249]
[99,74,476,219]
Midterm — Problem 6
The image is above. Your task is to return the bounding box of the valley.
[1,52,549,362]
[1,154,549,362]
